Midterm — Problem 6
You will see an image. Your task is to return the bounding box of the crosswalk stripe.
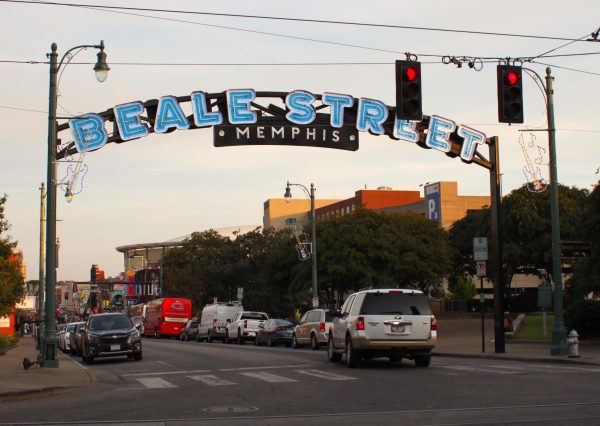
[188,375,237,386]
[294,369,358,381]
[137,377,178,389]
[240,371,298,383]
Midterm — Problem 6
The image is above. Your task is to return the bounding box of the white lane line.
[294,369,358,381]
[188,374,237,386]
[137,377,178,389]
[240,372,298,383]
[219,364,311,372]
[122,369,211,377]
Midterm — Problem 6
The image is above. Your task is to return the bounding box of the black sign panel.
[214,122,359,151]
[560,241,592,258]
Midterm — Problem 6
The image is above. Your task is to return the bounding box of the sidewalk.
[0,335,94,398]
[1,318,599,399]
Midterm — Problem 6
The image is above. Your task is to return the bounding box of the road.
[2,337,600,425]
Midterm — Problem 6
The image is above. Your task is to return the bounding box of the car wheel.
[134,351,143,361]
[70,347,75,356]
[267,334,274,347]
[225,331,230,344]
[327,335,342,362]
[310,333,319,351]
[285,342,291,348]
[207,331,213,343]
[291,334,299,349]
[345,338,360,368]
[237,330,244,345]
[184,333,188,342]
[414,354,431,368]
[254,335,259,346]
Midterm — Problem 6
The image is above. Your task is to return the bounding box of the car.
[69,321,85,356]
[255,319,294,347]
[179,319,199,341]
[57,323,71,352]
[225,311,269,344]
[80,312,143,364]
[197,301,243,343]
[292,309,335,350]
[327,288,437,368]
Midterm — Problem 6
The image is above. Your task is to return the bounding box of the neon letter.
[393,118,419,143]
[286,90,316,125]
[322,93,353,128]
[191,91,222,126]
[227,89,256,124]
[154,96,190,133]
[113,102,148,141]
[457,125,486,161]
[356,98,388,135]
[69,114,108,153]
[425,115,456,153]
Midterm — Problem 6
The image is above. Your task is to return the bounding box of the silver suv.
[292,309,335,350]
[327,288,436,368]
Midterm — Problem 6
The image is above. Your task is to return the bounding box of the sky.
[1,0,599,282]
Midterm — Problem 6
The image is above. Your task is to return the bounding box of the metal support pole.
[37,183,46,353]
[310,183,318,308]
[43,43,59,368]
[480,276,485,353]
[546,67,568,355]
[489,136,505,353]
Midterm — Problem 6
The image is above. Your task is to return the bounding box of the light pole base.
[551,326,568,356]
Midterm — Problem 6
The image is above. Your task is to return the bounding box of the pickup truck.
[225,311,269,344]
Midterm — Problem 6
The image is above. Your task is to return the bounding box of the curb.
[433,351,598,366]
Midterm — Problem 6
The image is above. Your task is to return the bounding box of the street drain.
[203,406,259,413]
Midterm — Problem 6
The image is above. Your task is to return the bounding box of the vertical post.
[43,43,59,367]
[310,183,318,308]
[480,276,485,353]
[489,136,505,353]
[546,67,568,355]
[37,183,46,353]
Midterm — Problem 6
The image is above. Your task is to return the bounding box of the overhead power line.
[1,0,596,43]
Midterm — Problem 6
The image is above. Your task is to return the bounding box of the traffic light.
[395,60,423,121]
[497,65,524,123]
[64,292,69,300]
[91,265,98,283]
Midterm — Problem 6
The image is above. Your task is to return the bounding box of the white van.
[197,301,243,343]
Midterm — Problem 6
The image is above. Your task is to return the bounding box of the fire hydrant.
[567,329,580,358]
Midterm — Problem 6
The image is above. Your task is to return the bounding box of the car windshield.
[89,315,133,330]
[360,292,432,316]
[273,319,293,327]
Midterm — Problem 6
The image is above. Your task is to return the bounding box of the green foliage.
[448,274,477,300]
[0,333,18,356]
[565,299,600,339]
[0,194,24,317]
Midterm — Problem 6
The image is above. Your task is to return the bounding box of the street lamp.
[43,41,109,367]
[285,181,319,308]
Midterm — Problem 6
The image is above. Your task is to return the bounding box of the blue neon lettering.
[322,93,353,128]
[393,118,419,143]
[285,91,316,125]
[227,89,256,124]
[113,102,148,141]
[356,98,388,134]
[154,97,190,133]
[69,114,108,153]
[425,115,456,153]
[457,125,486,161]
[191,91,223,126]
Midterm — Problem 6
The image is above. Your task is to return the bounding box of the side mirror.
[135,323,142,331]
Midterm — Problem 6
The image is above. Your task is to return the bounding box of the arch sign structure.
[56,90,492,169]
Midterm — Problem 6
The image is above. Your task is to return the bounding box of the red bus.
[143,298,192,338]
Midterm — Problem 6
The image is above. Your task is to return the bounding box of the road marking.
[294,369,358,381]
[137,377,178,389]
[219,364,312,372]
[122,369,211,377]
[188,374,237,386]
[240,372,298,383]
[437,365,521,375]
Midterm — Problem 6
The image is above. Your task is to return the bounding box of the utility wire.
[530,60,600,76]
[1,0,594,43]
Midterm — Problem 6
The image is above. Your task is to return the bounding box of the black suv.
[81,312,142,364]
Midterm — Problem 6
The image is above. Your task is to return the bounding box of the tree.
[0,195,24,316]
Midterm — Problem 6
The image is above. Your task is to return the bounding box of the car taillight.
[319,322,325,332]
[356,316,365,331]
[244,320,248,329]
[431,316,437,331]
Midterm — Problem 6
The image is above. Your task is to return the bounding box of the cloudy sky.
[1,0,599,281]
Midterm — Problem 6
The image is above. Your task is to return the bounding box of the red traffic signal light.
[497,65,524,123]
[64,292,69,300]
[395,60,423,121]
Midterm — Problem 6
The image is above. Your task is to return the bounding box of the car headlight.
[128,330,141,343]
[89,333,101,345]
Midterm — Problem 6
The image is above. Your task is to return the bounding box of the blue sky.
[1,0,599,281]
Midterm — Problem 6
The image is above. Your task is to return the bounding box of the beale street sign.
[57,90,488,164]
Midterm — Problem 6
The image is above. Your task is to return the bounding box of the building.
[263,198,340,231]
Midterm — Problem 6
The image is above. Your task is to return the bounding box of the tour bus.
[128,303,147,333]
[143,298,192,338]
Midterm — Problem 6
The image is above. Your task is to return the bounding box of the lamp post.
[284,182,318,308]
[42,41,109,367]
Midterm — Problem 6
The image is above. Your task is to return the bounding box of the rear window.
[66,324,76,332]
[241,313,268,320]
[273,319,293,327]
[360,292,432,316]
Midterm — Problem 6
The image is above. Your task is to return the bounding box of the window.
[359,292,432,316]
[341,295,356,315]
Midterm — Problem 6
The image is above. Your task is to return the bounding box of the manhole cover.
[203,406,259,413]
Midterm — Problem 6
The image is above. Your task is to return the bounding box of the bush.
[565,299,600,339]
[0,334,18,356]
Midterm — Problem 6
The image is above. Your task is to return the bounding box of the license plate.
[391,325,404,333]
[110,344,120,351]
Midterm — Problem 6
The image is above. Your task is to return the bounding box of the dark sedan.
[81,312,142,364]
[255,319,294,347]
[179,320,198,341]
